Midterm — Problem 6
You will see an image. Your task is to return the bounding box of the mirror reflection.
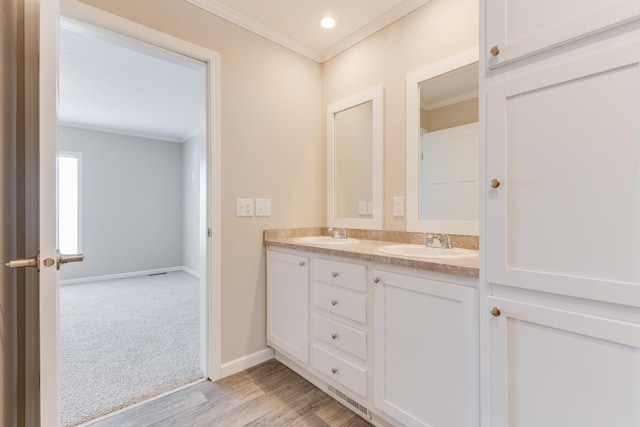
[406,50,479,235]
[334,101,373,219]
[419,62,479,222]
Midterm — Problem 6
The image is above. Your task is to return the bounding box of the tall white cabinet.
[482,3,640,426]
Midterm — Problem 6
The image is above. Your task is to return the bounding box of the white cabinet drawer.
[313,283,366,323]
[312,314,367,360]
[312,258,366,292]
[313,345,367,397]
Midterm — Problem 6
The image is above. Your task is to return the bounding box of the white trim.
[182,266,201,278]
[78,378,206,426]
[220,348,275,378]
[61,0,223,387]
[184,0,431,63]
[327,85,384,230]
[406,48,479,235]
[57,120,198,144]
[320,0,432,62]
[421,90,479,111]
[59,266,190,286]
[185,0,321,62]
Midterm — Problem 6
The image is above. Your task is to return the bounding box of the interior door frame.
[31,0,222,424]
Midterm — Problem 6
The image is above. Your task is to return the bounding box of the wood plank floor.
[89,359,374,427]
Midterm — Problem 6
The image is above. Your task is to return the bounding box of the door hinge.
[207,228,212,238]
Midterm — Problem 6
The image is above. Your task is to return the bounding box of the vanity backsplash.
[263,227,479,250]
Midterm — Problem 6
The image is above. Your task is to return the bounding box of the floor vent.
[148,272,168,276]
[327,385,371,420]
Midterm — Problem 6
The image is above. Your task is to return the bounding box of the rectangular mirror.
[328,86,383,229]
[406,49,479,235]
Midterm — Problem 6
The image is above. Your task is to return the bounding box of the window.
[58,152,82,254]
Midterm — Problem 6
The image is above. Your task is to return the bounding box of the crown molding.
[320,0,431,62]
[421,90,479,111]
[184,0,431,63]
[184,0,322,61]
[58,120,198,143]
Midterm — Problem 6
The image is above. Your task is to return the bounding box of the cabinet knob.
[331,299,338,306]
[490,307,501,317]
[331,333,338,340]
[490,45,501,56]
[373,277,380,284]
[331,368,338,374]
[490,178,501,189]
[299,261,305,266]
[331,271,339,278]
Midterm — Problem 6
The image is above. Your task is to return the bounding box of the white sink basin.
[293,236,359,244]
[378,244,478,259]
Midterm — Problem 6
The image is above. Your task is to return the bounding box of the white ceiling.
[59,1,433,141]
[58,18,205,142]
[185,0,431,62]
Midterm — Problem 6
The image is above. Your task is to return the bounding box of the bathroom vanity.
[265,229,479,427]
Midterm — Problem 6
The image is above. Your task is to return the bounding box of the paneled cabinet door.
[266,250,310,364]
[486,41,640,306]
[373,270,477,427]
[488,296,640,427]
[485,0,640,67]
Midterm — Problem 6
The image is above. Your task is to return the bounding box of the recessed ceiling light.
[320,17,336,29]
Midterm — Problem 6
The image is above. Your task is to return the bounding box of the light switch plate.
[256,198,271,216]
[358,201,368,215]
[236,198,253,217]
[393,196,404,216]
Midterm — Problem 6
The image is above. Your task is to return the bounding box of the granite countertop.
[264,228,479,279]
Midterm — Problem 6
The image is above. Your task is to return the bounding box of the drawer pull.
[490,307,501,317]
[373,277,380,283]
[331,299,338,306]
[331,368,339,374]
[299,261,306,266]
[331,333,338,340]
[331,271,339,278]
[490,45,500,56]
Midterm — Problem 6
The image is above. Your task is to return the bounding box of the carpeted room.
[57,19,208,426]
[57,126,205,426]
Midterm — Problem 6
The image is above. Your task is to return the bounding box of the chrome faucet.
[328,227,347,239]
[426,233,452,249]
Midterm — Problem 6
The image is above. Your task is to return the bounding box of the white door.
[373,270,478,427]
[487,296,640,427]
[486,40,640,306]
[31,0,62,425]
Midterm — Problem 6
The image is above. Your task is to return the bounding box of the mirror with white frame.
[328,86,383,229]
[406,49,479,235]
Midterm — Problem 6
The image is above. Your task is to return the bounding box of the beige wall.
[1,0,18,424]
[422,97,479,132]
[322,0,479,230]
[76,0,477,367]
[78,0,324,364]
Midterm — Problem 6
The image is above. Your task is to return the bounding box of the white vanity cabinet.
[372,269,478,427]
[266,249,310,365]
[310,257,369,399]
[487,295,640,427]
[265,243,480,426]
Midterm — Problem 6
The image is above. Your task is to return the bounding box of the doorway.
[57,16,212,426]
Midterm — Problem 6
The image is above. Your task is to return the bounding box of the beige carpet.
[59,271,203,426]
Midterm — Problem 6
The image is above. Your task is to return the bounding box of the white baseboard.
[220,348,274,378]
[60,266,199,286]
[182,266,201,278]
